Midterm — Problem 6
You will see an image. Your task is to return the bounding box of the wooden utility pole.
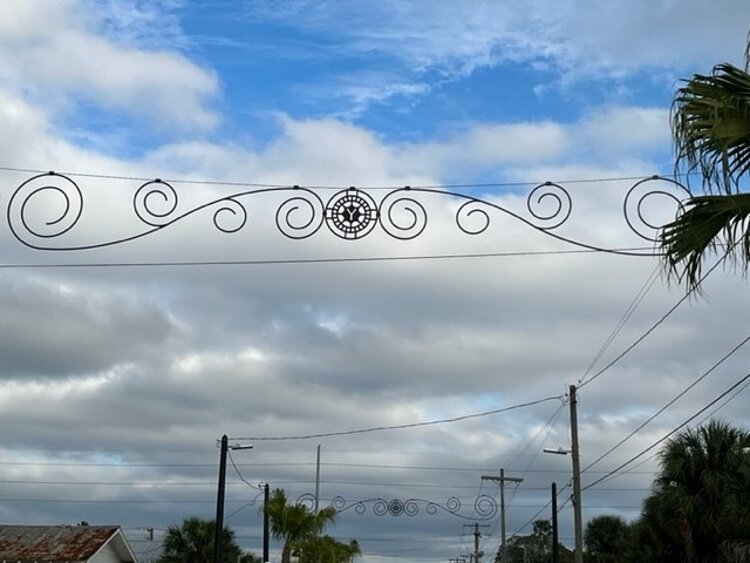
[481,468,523,563]
[213,435,228,563]
[314,444,321,513]
[462,523,489,562]
[551,482,559,563]
[569,385,583,563]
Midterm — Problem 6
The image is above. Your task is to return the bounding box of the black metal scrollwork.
[623,176,688,242]
[294,493,498,520]
[6,172,690,252]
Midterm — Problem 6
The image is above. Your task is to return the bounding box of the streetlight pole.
[214,434,253,563]
[263,483,270,563]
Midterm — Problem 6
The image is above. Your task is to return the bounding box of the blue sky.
[1,2,750,562]
[52,0,744,161]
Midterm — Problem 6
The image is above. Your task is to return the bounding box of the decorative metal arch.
[6,172,689,253]
[295,493,498,521]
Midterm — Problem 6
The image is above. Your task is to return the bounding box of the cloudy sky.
[1,1,749,561]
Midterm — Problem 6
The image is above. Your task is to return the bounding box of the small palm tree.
[661,38,750,290]
[158,516,242,563]
[266,489,338,563]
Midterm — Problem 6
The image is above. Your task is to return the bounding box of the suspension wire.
[231,395,564,441]
[0,247,657,270]
[583,371,750,491]
[581,333,750,474]
[579,265,661,383]
[697,378,750,425]
[0,164,696,191]
[507,403,566,508]
[227,450,263,491]
[577,247,731,389]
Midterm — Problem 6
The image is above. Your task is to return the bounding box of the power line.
[578,248,730,389]
[230,395,564,441]
[0,247,655,269]
[583,370,750,491]
[697,377,750,424]
[582,333,750,473]
[227,450,263,491]
[579,265,660,383]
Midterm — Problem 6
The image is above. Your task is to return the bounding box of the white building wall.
[90,543,123,563]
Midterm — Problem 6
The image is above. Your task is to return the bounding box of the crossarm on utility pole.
[481,469,523,563]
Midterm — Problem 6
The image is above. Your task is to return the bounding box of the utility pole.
[473,522,480,563]
[569,384,583,563]
[463,523,489,562]
[481,468,523,563]
[213,435,253,563]
[263,483,270,563]
[551,482,559,563]
[314,444,321,513]
[213,435,229,563]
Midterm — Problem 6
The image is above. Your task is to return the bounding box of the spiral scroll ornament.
[300,495,497,520]
[378,188,427,240]
[5,172,690,253]
[623,176,689,242]
[133,180,178,226]
[8,172,84,248]
[275,188,325,239]
[473,494,498,519]
[526,182,572,230]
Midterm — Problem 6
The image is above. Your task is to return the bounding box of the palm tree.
[650,420,750,562]
[661,38,750,290]
[584,515,630,562]
[266,488,338,563]
[298,535,361,562]
[158,516,242,563]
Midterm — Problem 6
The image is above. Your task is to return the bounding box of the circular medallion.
[325,188,378,239]
[388,499,405,516]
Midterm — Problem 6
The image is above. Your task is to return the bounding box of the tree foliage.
[266,488,356,563]
[495,519,573,563]
[594,420,750,562]
[158,516,245,563]
[584,515,630,562]
[661,35,750,290]
[297,535,361,563]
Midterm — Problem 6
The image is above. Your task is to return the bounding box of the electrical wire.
[579,265,660,383]
[583,370,750,491]
[582,332,750,473]
[231,395,564,441]
[577,248,731,389]
[697,378,750,424]
[0,247,656,269]
[506,402,566,508]
[227,450,263,491]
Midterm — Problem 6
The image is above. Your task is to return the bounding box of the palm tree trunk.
[281,543,292,563]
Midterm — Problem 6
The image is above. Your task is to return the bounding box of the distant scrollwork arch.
[294,493,498,520]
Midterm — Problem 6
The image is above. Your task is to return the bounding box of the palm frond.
[672,63,750,194]
[660,193,750,290]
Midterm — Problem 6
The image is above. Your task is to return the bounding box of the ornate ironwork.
[6,172,690,252]
[295,493,497,520]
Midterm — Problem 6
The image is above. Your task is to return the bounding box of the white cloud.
[0,44,747,559]
[0,0,218,131]
[248,0,749,82]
